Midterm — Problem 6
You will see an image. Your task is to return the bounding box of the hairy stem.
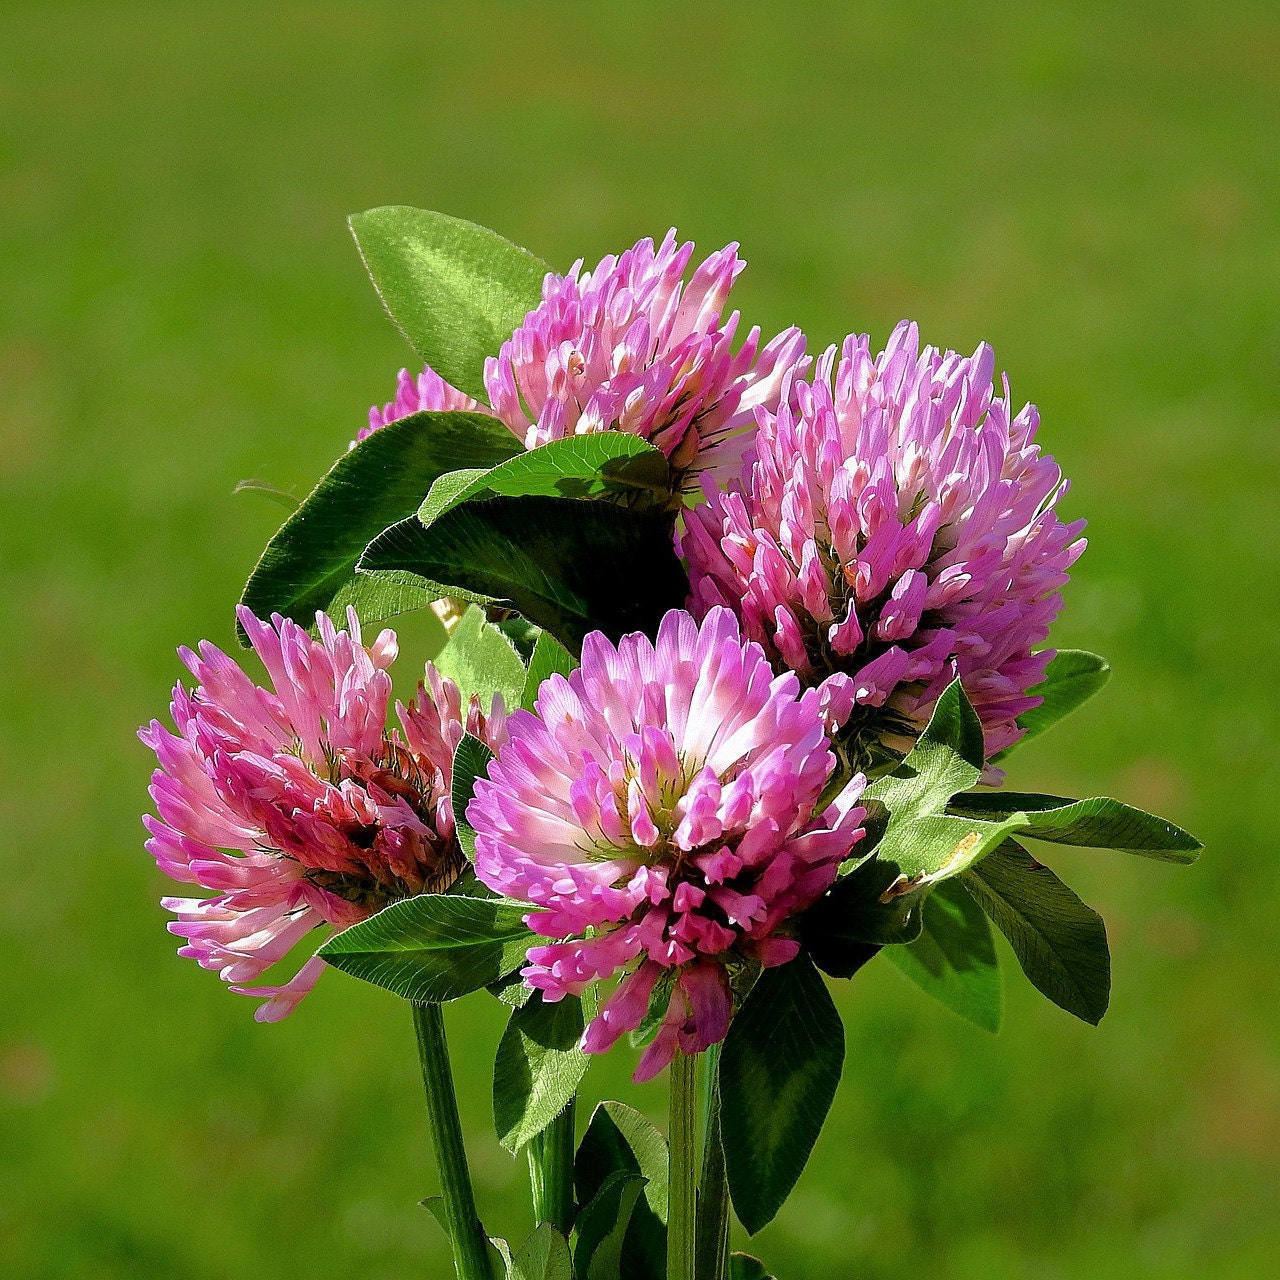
[668,1051,699,1280]
[411,1001,494,1280]
[695,1044,730,1280]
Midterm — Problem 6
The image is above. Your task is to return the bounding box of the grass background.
[1,2,1277,1276]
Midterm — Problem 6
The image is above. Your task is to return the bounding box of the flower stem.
[668,1051,699,1280]
[411,1001,494,1280]
[695,1044,730,1280]
[527,1097,576,1234]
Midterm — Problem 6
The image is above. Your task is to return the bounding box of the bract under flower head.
[681,321,1087,766]
[469,607,865,1082]
[365,231,808,493]
[139,606,506,1020]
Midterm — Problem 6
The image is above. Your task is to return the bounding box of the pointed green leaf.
[349,206,549,403]
[575,1103,668,1280]
[866,678,985,819]
[1001,649,1111,755]
[521,631,578,711]
[511,1222,573,1280]
[720,955,844,1234]
[961,842,1110,1024]
[433,605,528,711]
[359,495,688,653]
[238,411,521,639]
[948,791,1201,862]
[493,991,592,1153]
[452,732,496,863]
[317,894,533,1003]
[574,1172,646,1280]
[882,880,1002,1032]
[576,1102,670,1223]
[420,434,671,527]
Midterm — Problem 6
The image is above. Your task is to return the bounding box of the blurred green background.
[2,1,1277,1276]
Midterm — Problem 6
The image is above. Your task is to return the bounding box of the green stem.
[668,1052,698,1280]
[527,1096,576,1234]
[411,1002,494,1280]
[694,1045,730,1280]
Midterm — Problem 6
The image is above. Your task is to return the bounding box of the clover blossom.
[681,321,1086,765]
[367,231,808,491]
[468,608,865,1081]
[139,607,506,1020]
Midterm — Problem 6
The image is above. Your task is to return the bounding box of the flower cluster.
[365,231,808,491]
[681,321,1087,761]
[139,607,505,1020]
[468,608,866,1080]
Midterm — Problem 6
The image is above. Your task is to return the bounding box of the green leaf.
[521,631,578,711]
[511,1222,573,1280]
[434,605,528,711]
[488,969,535,1009]
[574,1172,646,1280]
[316,894,533,1003]
[881,880,1002,1032]
[360,495,688,654]
[834,682,1024,916]
[961,842,1111,1024]
[801,853,924,949]
[729,1255,778,1280]
[238,411,521,638]
[452,732,496,863]
[719,954,844,1234]
[349,206,550,403]
[1001,649,1111,755]
[575,1103,668,1280]
[493,991,592,1153]
[948,792,1201,863]
[419,434,671,525]
[866,678,984,820]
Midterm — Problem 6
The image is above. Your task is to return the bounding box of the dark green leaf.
[574,1172,646,1280]
[961,842,1110,1024]
[575,1102,668,1280]
[521,631,578,711]
[493,991,592,1153]
[419,434,671,525]
[948,792,1201,862]
[1002,649,1111,754]
[452,732,496,863]
[882,880,1002,1032]
[729,1255,778,1280]
[434,605,528,711]
[317,894,533,1003]
[576,1102,670,1223]
[511,1222,573,1280]
[349,206,549,403]
[360,495,688,654]
[720,955,844,1234]
[802,854,925,949]
[239,411,520,638]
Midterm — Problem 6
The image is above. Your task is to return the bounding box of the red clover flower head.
[366,231,808,494]
[468,607,866,1082]
[139,607,506,1020]
[680,321,1087,766]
